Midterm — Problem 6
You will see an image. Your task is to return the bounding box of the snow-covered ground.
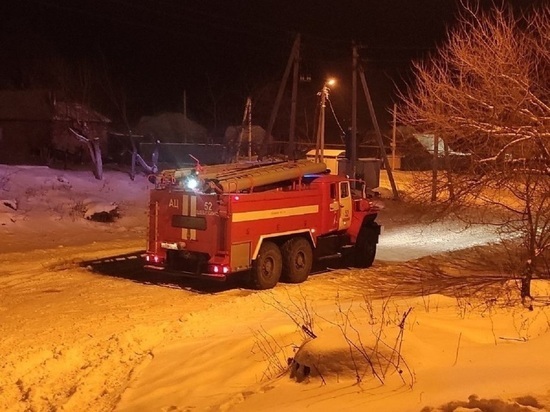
[1,164,549,412]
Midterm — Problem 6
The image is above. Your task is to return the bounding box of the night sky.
[0,0,545,138]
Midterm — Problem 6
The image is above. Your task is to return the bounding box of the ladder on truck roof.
[158,159,327,193]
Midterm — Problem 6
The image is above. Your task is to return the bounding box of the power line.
[326,95,345,139]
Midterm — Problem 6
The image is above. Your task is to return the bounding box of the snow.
[1,164,549,412]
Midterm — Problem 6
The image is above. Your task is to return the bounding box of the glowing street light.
[315,78,336,163]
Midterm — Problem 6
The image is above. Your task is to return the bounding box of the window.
[340,182,350,198]
[330,183,337,200]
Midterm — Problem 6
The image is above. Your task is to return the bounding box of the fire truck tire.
[354,227,378,268]
[281,237,313,283]
[251,241,283,290]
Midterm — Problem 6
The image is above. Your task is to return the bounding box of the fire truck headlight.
[186,178,199,190]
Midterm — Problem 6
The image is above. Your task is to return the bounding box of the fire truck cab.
[145,159,381,289]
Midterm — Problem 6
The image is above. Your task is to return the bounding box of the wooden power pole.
[183,89,187,143]
[288,35,300,159]
[236,97,252,162]
[431,134,439,202]
[351,43,358,179]
[259,34,301,159]
[357,63,399,200]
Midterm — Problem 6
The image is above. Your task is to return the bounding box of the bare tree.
[398,4,550,302]
[69,126,103,180]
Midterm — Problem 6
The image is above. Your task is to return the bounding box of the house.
[305,149,381,188]
[305,149,346,175]
[397,133,471,171]
[0,90,110,165]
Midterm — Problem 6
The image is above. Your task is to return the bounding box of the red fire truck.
[144,159,381,289]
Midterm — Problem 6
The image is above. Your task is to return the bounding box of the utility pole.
[314,79,335,164]
[431,134,439,202]
[392,103,397,170]
[183,89,187,143]
[358,64,399,200]
[247,98,252,161]
[259,34,301,158]
[289,35,300,159]
[236,97,252,162]
[183,89,187,119]
[315,84,328,163]
[351,43,358,179]
[443,138,454,201]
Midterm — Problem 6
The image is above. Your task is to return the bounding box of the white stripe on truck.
[180,194,197,241]
[190,195,197,240]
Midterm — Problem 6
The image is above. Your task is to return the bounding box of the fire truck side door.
[328,182,339,231]
[338,181,352,230]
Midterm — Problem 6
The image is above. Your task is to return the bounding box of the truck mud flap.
[368,223,382,243]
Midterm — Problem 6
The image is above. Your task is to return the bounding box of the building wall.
[0,120,109,165]
[0,120,52,164]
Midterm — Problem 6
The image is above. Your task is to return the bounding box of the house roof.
[0,90,110,123]
[306,149,346,158]
[53,102,110,123]
[413,133,469,156]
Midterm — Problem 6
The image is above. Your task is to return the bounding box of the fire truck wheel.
[354,227,378,268]
[281,237,313,283]
[251,241,282,290]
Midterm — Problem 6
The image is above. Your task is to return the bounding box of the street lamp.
[315,78,336,163]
